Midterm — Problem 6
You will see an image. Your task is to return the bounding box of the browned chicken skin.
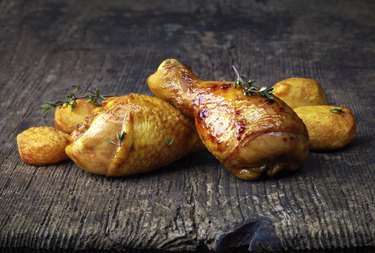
[147,59,309,180]
[66,94,202,176]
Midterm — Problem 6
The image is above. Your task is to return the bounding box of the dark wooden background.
[0,0,374,252]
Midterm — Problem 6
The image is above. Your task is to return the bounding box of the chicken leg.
[66,94,202,176]
[147,59,309,180]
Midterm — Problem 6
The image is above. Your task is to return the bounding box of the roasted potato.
[273,78,328,108]
[294,105,356,150]
[54,99,99,133]
[17,127,70,165]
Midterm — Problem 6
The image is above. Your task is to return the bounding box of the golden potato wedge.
[54,99,99,133]
[273,78,328,108]
[17,127,69,165]
[294,105,356,150]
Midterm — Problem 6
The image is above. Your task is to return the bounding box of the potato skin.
[17,127,69,165]
[273,78,328,108]
[294,105,356,150]
[54,99,99,133]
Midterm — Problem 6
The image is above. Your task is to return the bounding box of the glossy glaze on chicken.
[147,59,309,180]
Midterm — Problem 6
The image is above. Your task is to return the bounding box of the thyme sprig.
[86,88,105,104]
[41,85,108,114]
[107,131,127,145]
[232,66,274,99]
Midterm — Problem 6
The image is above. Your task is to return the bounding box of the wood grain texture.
[0,0,374,252]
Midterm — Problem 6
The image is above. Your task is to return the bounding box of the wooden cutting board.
[0,0,374,252]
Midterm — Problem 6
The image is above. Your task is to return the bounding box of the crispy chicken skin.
[65,94,202,176]
[147,59,309,180]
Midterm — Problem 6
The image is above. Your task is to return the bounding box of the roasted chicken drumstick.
[147,59,309,180]
[66,94,202,176]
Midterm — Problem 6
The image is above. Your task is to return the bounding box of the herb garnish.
[107,131,126,145]
[232,66,274,99]
[117,131,126,144]
[330,108,344,114]
[86,88,105,104]
[41,85,107,113]
[106,139,117,145]
[164,138,174,146]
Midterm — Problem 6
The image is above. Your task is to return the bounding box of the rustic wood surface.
[0,0,374,252]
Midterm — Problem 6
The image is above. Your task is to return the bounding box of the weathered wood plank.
[0,0,374,252]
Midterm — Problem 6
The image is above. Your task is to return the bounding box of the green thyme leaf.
[117,131,126,144]
[164,138,174,146]
[106,139,116,145]
[71,99,77,111]
[86,88,105,104]
[107,131,126,145]
[72,84,81,93]
[330,108,344,114]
